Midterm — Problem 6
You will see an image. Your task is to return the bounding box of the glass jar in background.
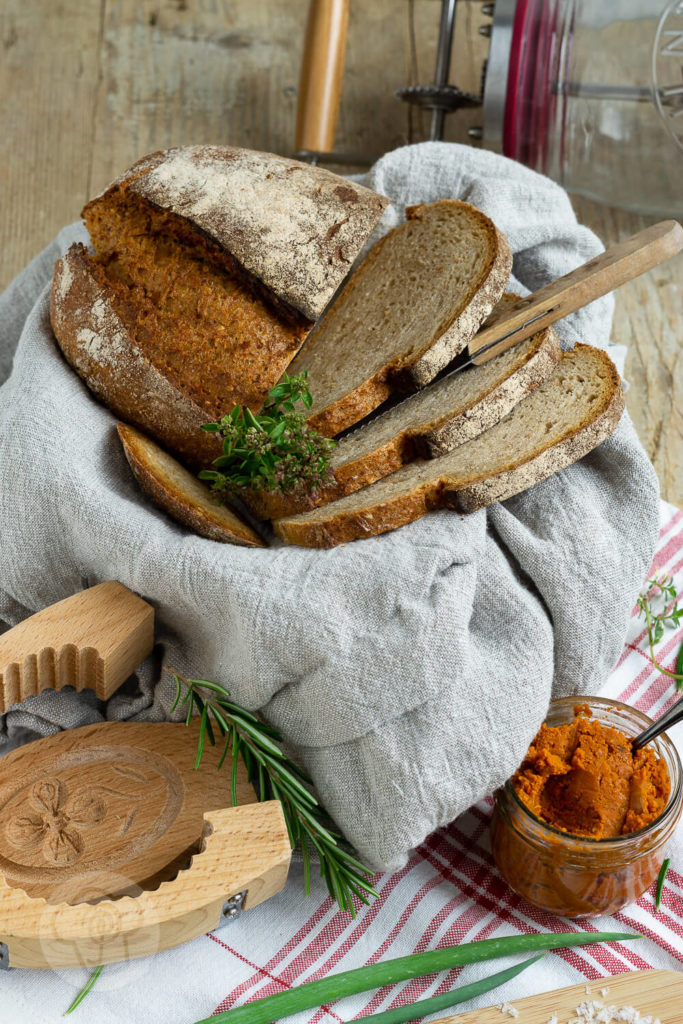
[491,696,683,918]
[484,0,683,214]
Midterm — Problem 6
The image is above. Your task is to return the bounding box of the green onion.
[64,965,103,1015]
[192,931,639,1024]
[655,857,671,910]
[356,954,543,1023]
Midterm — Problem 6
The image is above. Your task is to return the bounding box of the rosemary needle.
[64,965,103,1015]
[655,857,671,911]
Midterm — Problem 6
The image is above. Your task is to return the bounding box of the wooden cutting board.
[434,969,683,1023]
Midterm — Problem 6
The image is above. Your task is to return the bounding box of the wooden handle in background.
[295,0,350,153]
[470,219,683,365]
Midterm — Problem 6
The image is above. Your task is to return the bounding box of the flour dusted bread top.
[94,146,389,321]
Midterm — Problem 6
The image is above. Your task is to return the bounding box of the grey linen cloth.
[0,142,660,871]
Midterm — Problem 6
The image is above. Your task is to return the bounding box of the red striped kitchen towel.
[2,502,681,1024]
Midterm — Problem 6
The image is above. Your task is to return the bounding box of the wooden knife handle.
[470,219,683,365]
[0,582,154,713]
[0,803,291,969]
[295,0,349,153]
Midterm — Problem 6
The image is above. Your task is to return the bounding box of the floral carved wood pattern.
[0,722,256,904]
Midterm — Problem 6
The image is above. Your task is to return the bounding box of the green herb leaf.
[200,373,335,498]
[191,933,639,1024]
[655,856,671,910]
[637,576,683,688]
[64,965,103,1015]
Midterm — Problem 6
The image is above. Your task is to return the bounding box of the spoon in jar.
[632,692,683,751]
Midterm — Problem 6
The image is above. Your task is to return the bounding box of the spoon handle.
[632,692,683,750]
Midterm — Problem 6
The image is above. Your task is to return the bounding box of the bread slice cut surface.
[246,299,561,520]
[285,200,512,437]
[118,423,265,547]
[273,344,624,548]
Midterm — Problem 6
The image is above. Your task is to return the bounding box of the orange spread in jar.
[512,705,670,838]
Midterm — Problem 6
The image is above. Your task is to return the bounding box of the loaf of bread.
[50,146,389,467]
[273,345,625,548]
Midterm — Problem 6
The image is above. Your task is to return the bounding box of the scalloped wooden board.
[0,581,154,713]
[434,969,683,1023]
[0,719,257,905]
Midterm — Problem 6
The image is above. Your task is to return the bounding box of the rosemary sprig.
[636,575,683,690]
[199,371,335,497]
[170,672,378,915]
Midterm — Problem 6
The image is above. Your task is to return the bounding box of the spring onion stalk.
[356,953,543,1023]
[192,931,639,1024]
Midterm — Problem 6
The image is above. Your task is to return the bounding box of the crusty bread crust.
[273,345,624,548]
[51,245,221,469]
[247,322,560,521]
[96,146,389,323]
[118,423,265,547]
[302,202,513,436]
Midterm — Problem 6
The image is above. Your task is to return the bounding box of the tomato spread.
[512,705,670,838]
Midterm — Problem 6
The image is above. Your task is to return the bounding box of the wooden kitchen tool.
[0,584,292,970]
[464,219,683,369]
[434,968,683,1024]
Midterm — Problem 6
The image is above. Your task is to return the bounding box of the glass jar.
[491,696,683,918]
[484,0,683,214]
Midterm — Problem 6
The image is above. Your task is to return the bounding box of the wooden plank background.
[0,0,680,503]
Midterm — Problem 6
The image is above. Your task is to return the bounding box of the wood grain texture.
[434,968,683,1024]
[0,582,154,714]
[0,719,256,904]
[1,0,680,502]
[0,801,291,969]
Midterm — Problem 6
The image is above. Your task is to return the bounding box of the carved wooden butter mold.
[0,582,291,969]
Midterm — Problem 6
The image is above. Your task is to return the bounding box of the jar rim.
[503,695,683,846]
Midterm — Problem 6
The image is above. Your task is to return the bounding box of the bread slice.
[246,299,561,520]
[285,200,513,437]
[273,345,624,548]
[118,423,265,547]
[51,146,388,467]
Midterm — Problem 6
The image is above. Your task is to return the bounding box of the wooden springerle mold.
[0,582,291,969]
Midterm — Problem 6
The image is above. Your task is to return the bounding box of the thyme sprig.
[636,575,683,690]
[199,371,335,497]
[170,672,378,915]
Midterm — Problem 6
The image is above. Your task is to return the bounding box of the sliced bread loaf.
[118,423,265,547]
[273,344,624,548]
[285,200,512,437]
[246,298,561,520]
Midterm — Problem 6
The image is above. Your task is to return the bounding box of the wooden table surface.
[1,0,680,504]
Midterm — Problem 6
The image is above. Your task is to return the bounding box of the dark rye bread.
[118,423,265,547]
[50,146,388,467]
[286,200,513,437]
[245,297,561,520]
[273,345,625,549]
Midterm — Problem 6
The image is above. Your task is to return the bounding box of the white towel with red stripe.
[0,502,680,1024]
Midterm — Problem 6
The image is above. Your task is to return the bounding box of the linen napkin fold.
[0,141,660,871]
